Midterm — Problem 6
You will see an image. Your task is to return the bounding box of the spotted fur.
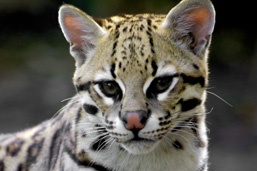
[0,0,215,170]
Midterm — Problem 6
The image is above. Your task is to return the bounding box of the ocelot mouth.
[121,138,158,155]
[127,137,155,143]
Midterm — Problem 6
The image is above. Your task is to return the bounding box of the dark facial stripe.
[151,60,158,76]
[180,73,205,87]
[111,25,120,57]
[147,19,155,54]
[110,63,116,79]
[177,98,202,112]
[83,104,98,115]
[6,138,24,157]
[172,140,183,149]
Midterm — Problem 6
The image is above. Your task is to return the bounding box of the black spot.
[149,37,154,47]
[17,164,24,171]
[151,60,158,76]
[140,24,145,31]
[172,140,183,149]
[112,41,117,50]
[180,73,205,87]
[83,104,98,115]
[76,82,91,92]
[122,26,128,32]
[177,98,202,112]
[91,129,109,151]
[193,64,199,70]
[146,30,151,36]
[6,138,24,156]
[111,50,116,57]
[119,62,122,68]
[116,23,121,30]
[159,120,171,126]
[26,138,44,167]
[0,161,4,171]
[164,111,171,120]
[147,19,152,26]
[110,63,116,79]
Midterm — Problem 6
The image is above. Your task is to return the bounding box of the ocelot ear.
[58,5,107,67]
[161,0,215,59]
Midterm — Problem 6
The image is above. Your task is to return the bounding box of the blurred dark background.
[0,0,256,170]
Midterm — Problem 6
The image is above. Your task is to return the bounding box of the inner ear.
[187,7,213,47]
[161,0,215,58]
[63,15,85,45]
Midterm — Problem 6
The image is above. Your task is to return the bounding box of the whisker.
[61,97,74,103]
[172,128,196,138]
[90,136,114,165]
[207,91,233,107]
[50,105,67,119]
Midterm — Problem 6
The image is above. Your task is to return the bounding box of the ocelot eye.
[146,75,176,99]
[155,76,173,93]
[99,81,121,97]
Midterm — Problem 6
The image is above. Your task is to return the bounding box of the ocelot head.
[59,0,215,154]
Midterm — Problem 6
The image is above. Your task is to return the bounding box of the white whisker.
[61,97,74,103]
[207,91,233,107]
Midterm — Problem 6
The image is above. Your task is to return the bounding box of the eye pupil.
[103,82,118,93]
[156,77,172,92]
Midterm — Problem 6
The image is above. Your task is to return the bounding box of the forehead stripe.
[151,60,158,76]
[110,63,116,79]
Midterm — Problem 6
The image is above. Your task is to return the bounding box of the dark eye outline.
[98,81,122,98]
[146,74,178,99]
[154,76,174,93]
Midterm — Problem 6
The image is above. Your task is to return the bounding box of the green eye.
[99,81,121,98]
[155,76,173,93]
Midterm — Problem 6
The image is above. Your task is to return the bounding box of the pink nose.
[125,113,144,130]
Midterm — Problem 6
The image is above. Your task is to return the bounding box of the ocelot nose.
[121,110,150,131]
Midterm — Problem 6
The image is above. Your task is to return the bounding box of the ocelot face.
[59,0,214,154]
[74,24,207,154]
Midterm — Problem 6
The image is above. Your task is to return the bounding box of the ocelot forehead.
[104,14,165,78]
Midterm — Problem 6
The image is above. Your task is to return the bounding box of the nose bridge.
[122,84,146,112]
